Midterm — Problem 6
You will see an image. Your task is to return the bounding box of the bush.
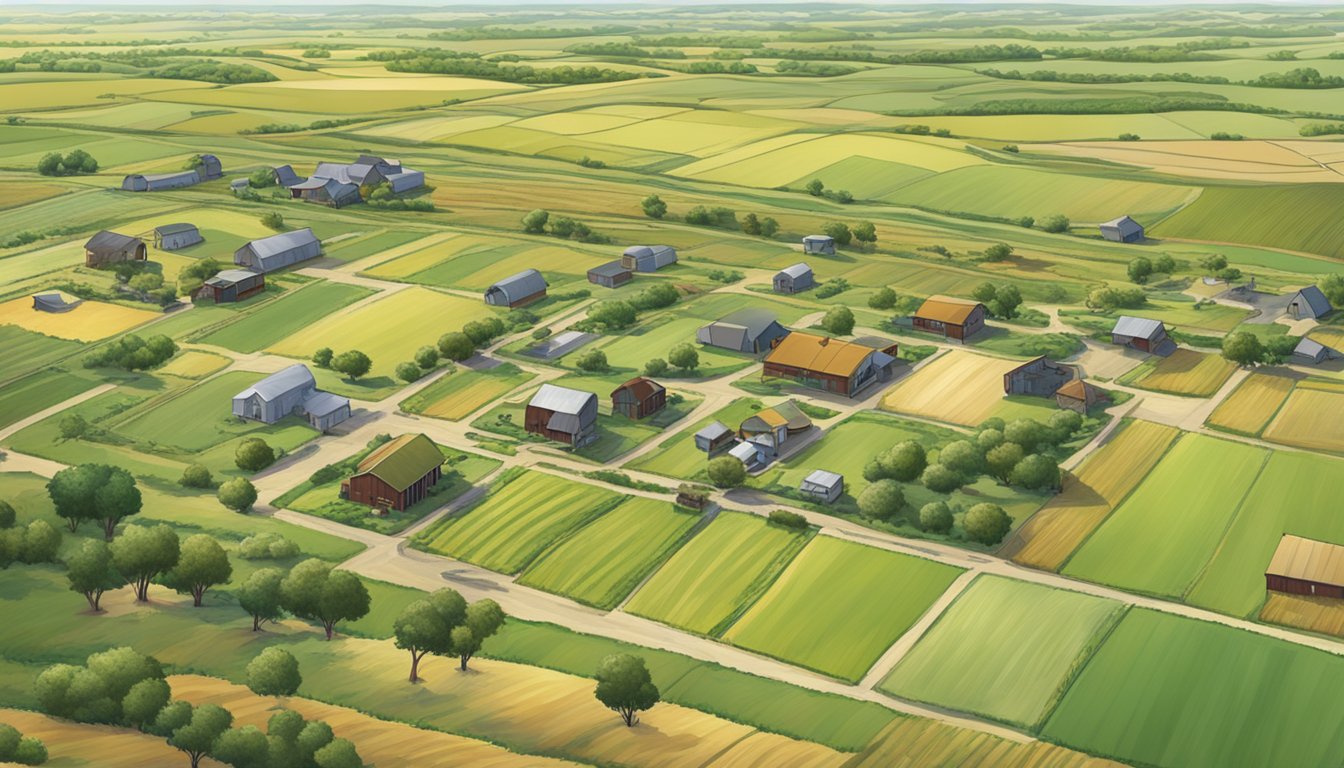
[414,346,439,369]
[668,343,699,372]
[395,361,423,383]
[331,350,372,381]
[1010,454,1060,490]
[857,479,904,520]
[587,301,638,330]
[37,149,98,176]
[983,243,1014,261]
[58,413,87,440]
[868,287,897,310]
[179,464,213,489]
[963,503,1011,545]
[0,724,47,765]
[871,441,927,482]
[707,456,746,488]
[218,478,258,513]
[643,358,669,376]
[237,532,300,560]
[767,510,808,530]
[641,194,666,219]
[234,438,275,472]
[575,349,608,372]
[84,334,176,371]
[819,305,855,335]
[922,464,963,493]
[521,209,549,233]
[685,206,738,229]
[437,332,475,361]
[1040,214,1071,233]
[260,211,284,230]
[822,221,852,246]
[531,327,552,341]
[311,347,333,368]
[919,501,954,534]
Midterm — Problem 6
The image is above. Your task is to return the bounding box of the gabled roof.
[243,228,318,259]
[769,400,814,432]
[274,164,304,186]
[714,308,780,340]
[729,441,763,463]
[1295,337,1327,358]
[803,234,833,243]
[588,260,631,278]
[777,262,812,279]
[742,408,788,432]
[154,223,197,236]
[1293,285,1333,317]
[1101,215,1143,232]
[1267,535,1344,588]
[916,296,984,326]
[612,376,664,401]
[1056,378,1100,402]
[355,433,442,492]
[302,390,349,417]
[765,332,875,377]
[1112,315,1165,339]
[623,245,674,259]
[803,469,843,489]
[85,230,142,253]
[204,269,260,287]
[529,383,596,416]
[233,364,315,402]
[696,421,732,441]
[487,269,547,302]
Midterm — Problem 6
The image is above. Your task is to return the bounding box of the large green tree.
[155,702,232,768]
[593,654,659,727]
[46,464,142,538]
[452,599,505,672]
[281,559,371,640]
[65,538,125,612]
[238,567,286,631]
[110,524,180,603]
[165,534,232,607]
[393,589,467,682]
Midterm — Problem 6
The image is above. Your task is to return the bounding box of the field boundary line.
[1033,602,1130,734]
[613,505,719,614]
[0,382,115,443]
[858,569,980,690]
[1179,447,1275,606]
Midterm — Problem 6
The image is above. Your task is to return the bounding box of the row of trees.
[311,347,372,381]
[37,149,97,176]
[521,209,610,243]
[83,334,177,372]
[391,588,505,681]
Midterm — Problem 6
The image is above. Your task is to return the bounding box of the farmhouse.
[1099,215,1144,243]
[309,155,425,195]
[1265,535,1344,599]
[803,235,835,256]
[231,364,351,432]
[1003,356,1075,398]
[484,269,548,308]
[697,309,790,354]
[31,291,80,313]
[525,384,598,446]
[773,263,815,294]
[763,331,895,397]
[694,421,734,454]
[289,176,361,208]
[1292,337,1335,365]
[196,269,264,304]
[1055,378,1104,414]
[341,433,443,512]
[84,230,147,267]
[729,440,767,472]
[587,261,633,289]
[621,245,677,272]
[913,296,987,341]
[234,228,321,273]
[611,376,666,420]
[800,470,844,504]
[121,170,199,192]
[1111,315,1173,355]
[153,223,202,251]
[1286,285,1333,320]
[272,165,304,187]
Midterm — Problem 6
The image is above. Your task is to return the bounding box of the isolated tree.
[281,559,371,640]
[395,361,423,383]
[985,442,1025,485]
[640,194,667,219]
[414,345,439,369]
[166,534,232,607]
[852,220,877,245]
[1040,214,1070,233]
[234,438,275,472]
[921,463,963,494]
[65,539,125,612]
[822,221,852,246]
[740,212,761,235]
[393,588,467,682]
[1011,454,1061,491]
[47,464,141,538]
[643,358,669,376]
[919,501,954,534]
[820,306,855,336]
[311,348,334,368]
[857,479,904,521]
[59,413,87,440]
[179,464,213,489]
[963,503,1011,546]
[110,524,180,603]
[805,179,824,196]
[667,343,699,372]
[332,350,372,381]
[217,478,258,514]
[211,725,269,768]
[1222,331,1264,366]
[868,287,897,310]
[594,654,659,727]
[238,567,286,631]
[984,242,1014,261]
[938,440,982,478]
[437,332,475,361]
[760,217,780,237]
[123,678,171,731]
[260,212,284,231]
[452,599,505,671]
[161,702,232,768]
[575,349,608,372]
[246,648,302,697]
[1128,257,1154,284]
[706,456,746,488]
[521,209,549,234]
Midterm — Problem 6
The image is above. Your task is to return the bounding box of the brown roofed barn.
[762,331,895,397]
[611,377,666,420]
[85,230,147,268]
[913,296,987,341]
[1266,535,1344,599]
[1055,378,1104,414]
[341,433,443,512]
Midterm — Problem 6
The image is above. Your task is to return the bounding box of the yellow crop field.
[880,350,1022,426]
[1263,386,1344,454]
[269,287,490,378]
[0,78,213,109]
[0,296,160,341]
[147,81,526,113]
[157,350,231,379]
[1036,140,1340,183]
[0,181,67,211]
[848,716,1123,768]
[0,708,194,767]
[1129,349,1237,397]
[168,675,580,768]
[709,732,848,768]
[1002,419,1181,570]
[1260,593,1344,639]
[358,114,514,141]
[349,232,459,275]
[668,133,821,178]
[511,111,644,135]
[1206,373,1295,435]
[584,110,802,157]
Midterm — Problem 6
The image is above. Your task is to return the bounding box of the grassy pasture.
[1063,434,1267,599]
[1043,609,1344,768]
[593,316,754,378]
[146,78,527,113]
[1261,383,1344,454]
[880,350,1029,426]
[723,536,963,682]
[1206,371,1295,436]
[880,576,1123,729]
[0,325,84,382]
[625,511,812,636]
[518,497,700,610]
[0,295,160,341]
[1156,184,1344,260]
[0,367,101,429]
[155,349,230,379]
[194,280,373,353]
[1002,419,1180,570]
[415,470,622,574]
[399,363,536,421]
[1121,348,1237,398]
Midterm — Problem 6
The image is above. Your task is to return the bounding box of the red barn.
[1266,535,1344,599]
[611,377,666,420]
[913,296,987,341]
[341,433,443,512]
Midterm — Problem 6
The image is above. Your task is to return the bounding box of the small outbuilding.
[763,331,895,397]
[803,235,835,256]
[525,330,597,360]
[739,408,790,457]
[289,177,361,208]
[1099,215,1144,243]
[196,269,265,304]
[231,364,350,431]
[773,263,815,294]
[1292,337,1334,365]
[611,377,666,420]
[84,230,147,267]
[230,178,250,193]
[485,269,548,308]
[386,169,426,194]
[273,165,304,187]
[122,170,201,192]
[1286,285,1333,321]
[197,154,223,179]
[694,421,734,454]
[913,296,987,341]
[800,470,844,504]
[153,223,203,251]
[31,291,81,313]
[588,261,633,289]
[697,309,791,354]
[525,384,598,446]
[341,433,443,512]
[1055,379,1104,414]
[234,228,322,273]
[1266,535,1344,599]
[1003,356,1074,398]
[729,440,767,472]
[621,245,677,272]
[1111,315,1172,355]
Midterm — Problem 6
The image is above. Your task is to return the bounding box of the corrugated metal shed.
[485,269,548,306]
[1112,315,1165,340]
[233,364,316,402]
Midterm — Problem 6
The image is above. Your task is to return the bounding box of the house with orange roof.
[913,295,987,341]
[762,331,896,397]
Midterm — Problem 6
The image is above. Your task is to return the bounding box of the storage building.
[621,245,677,272]
[913,296,987,341]
[197,154,223,179]
[1266,535,1344,599]
[1099,215,1144,243]
[273,165,304,187]
[485,269,548,308]
[289,177,361,208]
[153,223,203,251]
[231,364,351,431]
[341,433,443,512]
[525,384,598,446]
[1003,356,1074,398]
[697,309,790,354]
[1286,285,1333,320]
[611,377,666,420]
[762,331,895,397]
[588,261,633,289]
[1054,379,1104,414]
[234,228,321,273]
[729,440,767,472]
[694,421,734,454]
[802,235,835,256]
[800,470,844,504]
[84,230,147,267]
[196,269,264,304]
[773,263,814,294]
[31,292,80,313]
[1111,315,1173,355]
[739,408,790,457]
[122,170,201,192]
[1292,337,1333,365]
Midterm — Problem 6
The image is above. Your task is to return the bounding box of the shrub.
[234,438,275,472]
[58,413,87,440]
[1011,453,1060,490]
[311,347,333,368]
[707,456,746,487]
[963,503,1011,545]
[983,243,1014,261]
[37,149,98,176]
[641,194,666,219]
[414,346,439,369]
[395,361,423,383]
[84,335,176,371]
[331,350,372,381]
[822,221,852,245]
[260,211,284,230]
[179,464,213,489]
[237,532,300,560]
[668,343,699,372]
[437,332,475,361]
[922,464,963,493]
[857,479,904,520]
[218,478,258,513]
[1040,214,1071,233]
[868,287,897,310]
[872,441,927,482]
[644,358,669,376]
[919,501,954,533]
[521,209,549,233]
[575,349,608,372]
[767,510,808,530]
[820,306,855,335]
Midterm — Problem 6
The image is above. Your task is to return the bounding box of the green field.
[880,576,1123,729]
[399,363,536,421]
[415,471,622,574]
[0,368,100,429]
[626,399,765,480]
[624,511,812,636]
[517,497,699,609]
[0,326,83,382]
[723,536,963,681]
[1043,609,1344,768]
[1156,184,1344,261]
[194,281,374,353]
[1064,434,1268,599]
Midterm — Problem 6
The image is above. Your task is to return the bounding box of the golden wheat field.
[881,350,1024,426]
[0,295,161,341]
[0,708,196,767]
[1129,349,1238,398]
[1206,372,1296,436]
[1262,384,1344,454]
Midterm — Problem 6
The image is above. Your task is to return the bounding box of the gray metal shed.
[1287,286,1333,320]
[696,309,790,353]
[621,245,677,272]
[773,262,815,294]
[800,470,844,503]
[234,228,321,273]
[121,170,201,192]
[232,365,319,424]
[525,384,598,445]
[803,235,835,255]
[485,269,548,308]
[273,165,304,187]
[1099,216,1144,243]
[153,223,203,251]
[694,421,734,453]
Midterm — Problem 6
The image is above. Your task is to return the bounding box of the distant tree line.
[980,66,1344,89]
[367,49,647,85]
